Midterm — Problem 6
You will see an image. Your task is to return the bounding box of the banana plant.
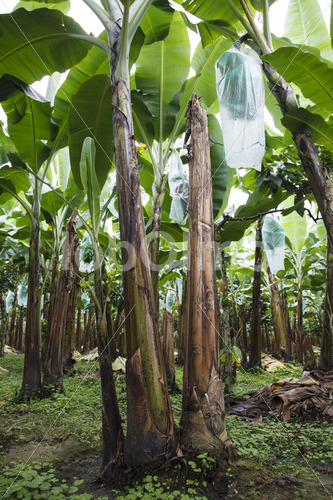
[182,0,333,246]
[280,208,324,363]
[77,136,123,477]
[0,76,70,398]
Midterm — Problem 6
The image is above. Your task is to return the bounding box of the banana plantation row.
[0,0,333,476]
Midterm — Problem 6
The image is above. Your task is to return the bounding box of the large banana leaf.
[53,28,144,126]
[284,0,332,61]
[170,36,231,142]
[0,9,91,84]
[68,74,113,191]
[281,200,308,258]
[140,0,174,45]
[208,115,230,219]
[262,48,333,113]
[2,93,58,172]
[331,2,333,50]
[13,0,70,14]
[182,0,240,25]
[281,107,333,152]
[80,137,100,237]
[0,165,30,194]
[135,11,190,141]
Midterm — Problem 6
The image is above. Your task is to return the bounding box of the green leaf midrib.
[0,33,91,64]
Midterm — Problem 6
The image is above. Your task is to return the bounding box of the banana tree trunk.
[94,259,124,479]
[110,38,177,466]
[15,306,24,351]
[0,293,7,357]
[295,287,303,364]
[220,249,233,393]
[8,289,18,347]
[43,252,59,363]
[176,279,186,365]
[319,234,333,371]
[20,213,42,398]
[263,62,333,245]
[76,307,82,352]
[249,219,263,368]
[181,95,226,453]
[267,264,288,356]
[149,182,165,311]
[63,232,80,372]
[43,213,78,388]
[161,309,176,391]
[83,308,93,353]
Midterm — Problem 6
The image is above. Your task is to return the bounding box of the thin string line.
[198,302,332,499]
[1,304,136,500]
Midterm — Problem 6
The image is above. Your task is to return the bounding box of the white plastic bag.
[262,214,285,275]
[216,44,265,170]
[168,150,189,225]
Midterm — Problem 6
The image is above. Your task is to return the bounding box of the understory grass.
[0,354,332,499]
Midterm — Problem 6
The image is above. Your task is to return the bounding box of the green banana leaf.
[3,93,58,172]
[140,0,174,45]
[13,0,70,14]
[284,0,332,61]
[80,137,100,237]
[262,48,333,114]
[0,8,91,84]
[135,11,190,142]
[281,107,333,152]
[281,199,308,258]
[68,74,113,191]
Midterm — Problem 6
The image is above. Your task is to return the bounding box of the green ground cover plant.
[0,354,332,499]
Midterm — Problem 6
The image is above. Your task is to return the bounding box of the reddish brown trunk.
[63,233,80,372]
[0,293,7,357]
[75,308,82,352]
[319,234,333,371]
[249,219,263,368]
[83,309,93,353]
[303,335,316,371]
[20,220,42,398]
[161,310,176,391]
[43,213,79,388]
[111,54,177,465]
[181,95,227,454]
[176,280,186,365]
[15,306,24,351]
[295,288,303,364]
[8,290,17,347]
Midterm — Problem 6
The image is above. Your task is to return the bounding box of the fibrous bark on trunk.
[220,249,234,393]
[181,95,227,454]
[249,219,263,369]
[319,234,333,371]
[0,293,7,357]
[43,213,79,389]
[161,309,176,392]
[63,232,80,372]
[8,289,17,347]
[94,262,124,479]
[20,213,42,399]
[267,265,288,357]
[15,306,24,351]
[109,25,177,466]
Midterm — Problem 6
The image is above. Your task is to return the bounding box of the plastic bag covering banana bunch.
[262,214,285,275]
[168,149,189,225]
[166,290,175,312]
[216,44,265,170]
